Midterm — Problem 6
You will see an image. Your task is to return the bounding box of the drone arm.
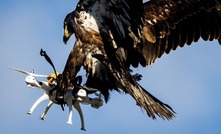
[83,97,103,109]
[27,94,49,115]
[40,101,54,120]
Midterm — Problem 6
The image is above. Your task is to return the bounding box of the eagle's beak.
[63,22,72,44]
[63,35,70,44]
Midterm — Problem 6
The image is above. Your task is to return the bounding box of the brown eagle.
[58,0,221,120]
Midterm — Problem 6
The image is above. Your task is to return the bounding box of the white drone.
[10,67,103,131]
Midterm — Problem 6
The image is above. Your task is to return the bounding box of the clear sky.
[1,0,221,134]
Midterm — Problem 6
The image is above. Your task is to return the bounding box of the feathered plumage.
[59,0,221,120]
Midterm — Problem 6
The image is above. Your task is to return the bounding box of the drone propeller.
[9,67,48,77]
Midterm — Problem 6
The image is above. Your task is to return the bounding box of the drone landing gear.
[40,101,54,120]
[27,94,48,115]
[74,101,86,131]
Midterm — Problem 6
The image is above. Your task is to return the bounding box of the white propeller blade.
[10,67,48,77]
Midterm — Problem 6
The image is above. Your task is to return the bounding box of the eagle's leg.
[27,94,48,115]
[74,101,86,131]
[40,101,54,120]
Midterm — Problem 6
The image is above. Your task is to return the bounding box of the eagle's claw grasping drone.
[10,66,103,131]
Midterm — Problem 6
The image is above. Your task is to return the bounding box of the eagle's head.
[63,12,75,44]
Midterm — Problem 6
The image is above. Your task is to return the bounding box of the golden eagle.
[58,0,221,120]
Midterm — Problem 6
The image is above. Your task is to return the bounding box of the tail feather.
[126,79,175,119]
[141,86,175,119]
[114,69,175,120]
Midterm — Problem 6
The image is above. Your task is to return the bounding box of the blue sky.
[1,0,221,134]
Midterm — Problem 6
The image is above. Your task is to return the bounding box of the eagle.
[57,0,221,120]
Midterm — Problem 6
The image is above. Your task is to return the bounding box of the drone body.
[10,67,103,131]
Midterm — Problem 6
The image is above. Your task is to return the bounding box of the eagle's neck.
[74,0,108,35]
[73,0,107,47]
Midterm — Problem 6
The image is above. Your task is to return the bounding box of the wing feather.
[142,0,221,65]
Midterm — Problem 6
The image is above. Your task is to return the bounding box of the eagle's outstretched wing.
[100,0,221,67]
[60,0,221,120]
[141,0,221,64]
